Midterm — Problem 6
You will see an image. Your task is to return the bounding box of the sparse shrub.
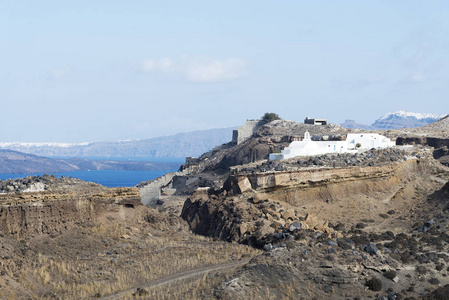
[361,219,375,223]
[366,277,383,291]
[356,223,366,229]
[133,287,149,296]
[331,222,345,231]
[384,270,397,280]
[429,277,440,285]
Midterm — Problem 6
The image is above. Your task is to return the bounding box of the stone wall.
[232,120,263,145]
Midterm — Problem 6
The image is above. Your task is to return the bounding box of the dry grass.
[11,207,260,300]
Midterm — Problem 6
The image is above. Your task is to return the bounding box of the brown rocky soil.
[3,118,449,299]
[0,181,259,299]
[174,119,449,299]
[181,154,449,299]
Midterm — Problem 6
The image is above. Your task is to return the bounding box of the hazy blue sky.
[2,1,448,142]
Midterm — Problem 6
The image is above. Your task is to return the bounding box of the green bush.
[262,112,281,123]
[384,270,397,280]
[366,277,383,291]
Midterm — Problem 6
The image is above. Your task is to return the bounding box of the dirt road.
[99,258,250,300]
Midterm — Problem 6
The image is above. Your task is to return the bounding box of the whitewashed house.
[269,132,395,160]
[346,133,395,150]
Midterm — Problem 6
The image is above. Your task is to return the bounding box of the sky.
[1,1,449,142]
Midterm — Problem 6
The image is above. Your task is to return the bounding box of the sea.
[0,157,185,187]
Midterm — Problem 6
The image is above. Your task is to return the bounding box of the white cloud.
[141,55,248,83]
[403,72,428,84]
[51,67,71,79]
[332,76,386,89]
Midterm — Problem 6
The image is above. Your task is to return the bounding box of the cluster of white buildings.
[269,132,395,160]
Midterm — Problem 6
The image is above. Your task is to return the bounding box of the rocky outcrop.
[228,159,426,204]
[181,154,444,247]
[181,189,313,246]
[0,174,101,194]
[396,137,449,166]
[396,136,449,148]
[180,120,354,174]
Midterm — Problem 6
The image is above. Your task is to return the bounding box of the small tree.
[355,143,361,148]
[262,112,281,123]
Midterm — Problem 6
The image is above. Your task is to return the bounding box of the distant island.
[0,149,181,174]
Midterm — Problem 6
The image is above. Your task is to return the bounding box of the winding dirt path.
[99,258,250,300]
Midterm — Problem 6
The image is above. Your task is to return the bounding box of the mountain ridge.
[341,110,446,130]
[0,127,236,158]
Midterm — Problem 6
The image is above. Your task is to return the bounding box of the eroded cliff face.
[226,158,431,206]
[181,155,447,246]
[0,188,141,238]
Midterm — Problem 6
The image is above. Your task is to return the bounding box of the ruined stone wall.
[139,172,178,207]
[396,136,449,148]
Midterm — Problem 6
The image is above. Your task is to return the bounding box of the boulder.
[305,213,319,227]
[288,221,302,232]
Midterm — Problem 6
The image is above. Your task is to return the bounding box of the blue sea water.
[0,157,184,187]
[52,156,186,163]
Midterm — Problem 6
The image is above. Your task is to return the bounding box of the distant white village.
[269,117,396,160]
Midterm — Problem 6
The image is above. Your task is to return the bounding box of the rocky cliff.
[181,149,444,246]
[0,186,140,238]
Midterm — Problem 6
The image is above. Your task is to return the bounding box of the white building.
[269,132,395,160]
